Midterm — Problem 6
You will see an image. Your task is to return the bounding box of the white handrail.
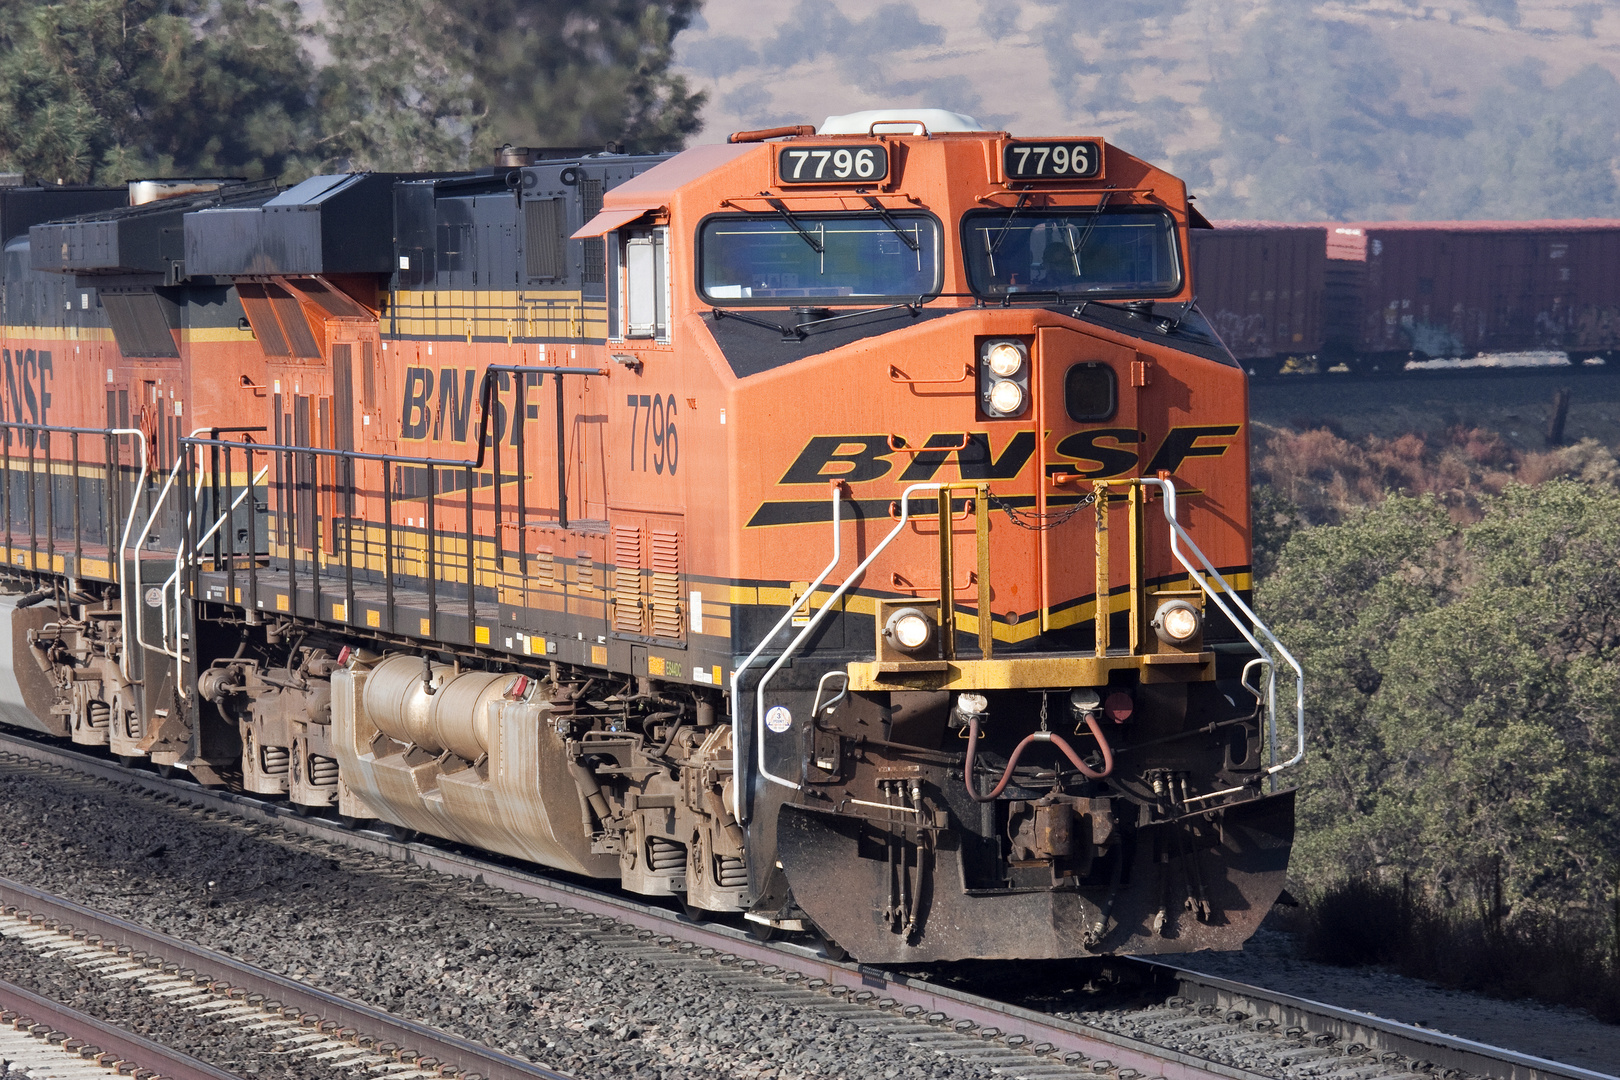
[752,483,944,800]
[156,459,209,654]
[730,484,843,821]
[110,429,150,682]
[131,431,210,660]
[1138,477,1305,775]
[164,464,268,698]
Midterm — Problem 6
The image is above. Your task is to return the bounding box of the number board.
[777,144,889,185]
[1003,140,1104,181]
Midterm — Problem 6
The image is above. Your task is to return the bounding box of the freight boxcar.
[1188,223,1325,375]
[1324,220,1620,367]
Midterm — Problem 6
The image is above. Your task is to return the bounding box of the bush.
[1300,877,1620,1023]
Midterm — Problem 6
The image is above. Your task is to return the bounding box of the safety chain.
[986,488,1097,531]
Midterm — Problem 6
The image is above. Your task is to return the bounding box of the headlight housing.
[1151,599,1202,644]
[979,338,1030,418]
[883,607,936,653]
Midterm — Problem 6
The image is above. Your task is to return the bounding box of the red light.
[1104,691,1134,723]
[337,646,352,666]
[506,674,530,699]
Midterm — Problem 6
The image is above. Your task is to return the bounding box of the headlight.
[957,692,989,715]
[884,607,935,652]
[1152,600,1201,644]
[985,341,1024,377]
[987,379,1025,415]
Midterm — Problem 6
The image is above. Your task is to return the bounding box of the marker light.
[884,607,935,652]
[987,379,1025,415]
[957,692,989,715]
[1152,600,1202,644]
[986,341,1025,377]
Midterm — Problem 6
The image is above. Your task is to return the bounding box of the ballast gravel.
[0,930,351,1080]
[0,759,1053,1080]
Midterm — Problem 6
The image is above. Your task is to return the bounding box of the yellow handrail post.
[1128,481,1144,654]
[1094,480,1110,658]
[938,485,955,662]
[975,483,992,660]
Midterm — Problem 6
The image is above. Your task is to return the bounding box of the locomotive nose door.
[1035,326,1140,639]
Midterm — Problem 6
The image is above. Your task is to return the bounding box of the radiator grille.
[650,529,682,640]
[613,526,644,634]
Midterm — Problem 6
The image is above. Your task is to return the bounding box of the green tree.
[0,0,318,184]
[318,0,706,172]
[315,0,476,171]
[1258,494,1455,883]
[468,0,704,155]
[1263,481,1620,924]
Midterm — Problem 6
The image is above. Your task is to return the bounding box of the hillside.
[672,0,1620,221]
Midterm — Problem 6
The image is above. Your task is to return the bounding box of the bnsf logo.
[0,348,53,429]
[778,425,1240,485]
[398,366,534,443]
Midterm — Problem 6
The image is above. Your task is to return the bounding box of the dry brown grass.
[1254,424,1620,526]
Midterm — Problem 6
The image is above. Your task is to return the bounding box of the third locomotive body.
[0,111,1303,962]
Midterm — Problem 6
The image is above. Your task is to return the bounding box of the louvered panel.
[650,529,683,640]
[535,547,555,587]
[613,526,644,634]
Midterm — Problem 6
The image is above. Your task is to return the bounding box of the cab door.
[1035,326,1140,639]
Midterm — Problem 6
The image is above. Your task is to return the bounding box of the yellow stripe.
[1,326,116,343]
[187,327,257,343]
[388,288,608,341]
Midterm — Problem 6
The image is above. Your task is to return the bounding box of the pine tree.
[317,0,706,172]
[0,0,317,184]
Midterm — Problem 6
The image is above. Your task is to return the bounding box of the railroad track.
[1246,360,1610,386]
[0,728,1609,1080]
[0,875,572,1080]
[0,975,241,1080]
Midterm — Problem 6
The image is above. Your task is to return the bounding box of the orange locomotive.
[1,112,1303,961]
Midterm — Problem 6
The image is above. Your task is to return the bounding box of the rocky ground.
[2,751,1615,1080]
[0,758,1033,1080]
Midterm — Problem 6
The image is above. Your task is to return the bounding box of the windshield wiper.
[1067,190,1113,267]
[861,196,920,251]
[988,191,1032,257]
[765,198,823,254]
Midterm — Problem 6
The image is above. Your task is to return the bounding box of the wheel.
[382,822,417,843]
[117,755,140,768]
[154,764,175,780]
[680,898,711,923]
[292,803,320,818]
[746,919,777,942]
[816,929,848,961]
[337,815,369,831]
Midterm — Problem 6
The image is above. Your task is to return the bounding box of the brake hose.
[963,711,1115,802]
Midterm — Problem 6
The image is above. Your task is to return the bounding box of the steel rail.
[0,976,244,1080]
[1143,962,1616,1080]
[0,729,1608,1080]
[1246,361,1617,385]
[0,872,574,1080]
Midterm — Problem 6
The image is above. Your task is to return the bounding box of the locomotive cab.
[561,110,1304,959]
